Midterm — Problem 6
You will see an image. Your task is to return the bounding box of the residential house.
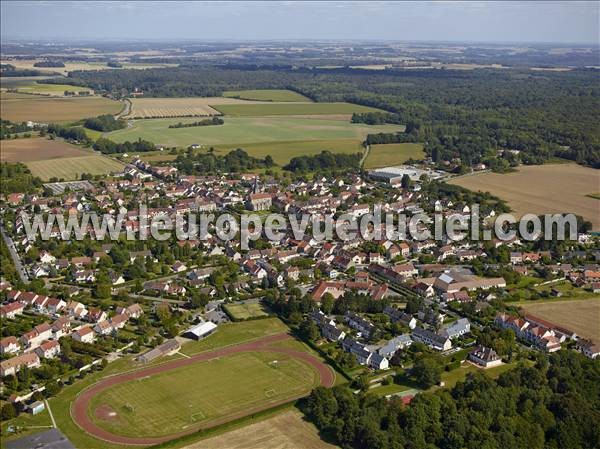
[34,340,61,359]
[412,327,452,351]
[72,326,95,343]
[468,346,502,368]
[0,336,20,355]
[0,352,40,376]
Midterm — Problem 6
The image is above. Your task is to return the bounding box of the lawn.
[180,318,288,356]
[364,143,424,169]
[449,163,600,230]
[106,116,402,149]
[223,301,270,320]
[440,361,518,389]
[211,102,382,117]
[27,155,124,180]
[89,351,319,438]
[520,297,600,342]
[223,89,312,102]
[0,92,123,123]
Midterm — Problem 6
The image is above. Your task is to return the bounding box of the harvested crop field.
[184,410,339,449]
[1,92,123,122]
[223,89,312,102]
[520,298,600,342]
[125,97,263,118]
[449,164,600,230]
[27,155,124,181]
[364,142,424,168]
[0,137,89,162]
[212,102,381,117]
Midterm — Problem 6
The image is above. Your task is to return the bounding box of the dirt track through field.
[71,333,334,446]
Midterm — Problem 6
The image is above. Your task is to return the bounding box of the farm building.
[183,321,218,340]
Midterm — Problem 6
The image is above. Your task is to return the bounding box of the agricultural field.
[223,89,312,102]
[89,351,320,438]
[0,59,177,75]
[364,142,424,168]
[10,82,93,96]
[449,164,600,230]
[0,92,123,123]
[106,116,401,150]
[211,102,382,117]
[186,409,339,449]
[125,97,263,118]
[0,137,124,180]
[520,297,600,342]
[0,137,90,162]
[27,155,124,181]
[223,301,270,320]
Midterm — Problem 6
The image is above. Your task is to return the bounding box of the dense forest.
[175,148,273,174]
[93,137,156,154]
[304,351,600,449]
[84,114,126,132]
[284,151,362,172]
[0,162,42,195]
[53,66,600,167]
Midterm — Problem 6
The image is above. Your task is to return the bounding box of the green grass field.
[13,82,93,96]
[26,155,124,180]
[89,351,319,438]
[106,116,401,148]
[213,139,365,166]
[180,318,288,356]
[211,102,382,117]
[364,143,424,168]
[223,301,270,320]
[223,89,311,102]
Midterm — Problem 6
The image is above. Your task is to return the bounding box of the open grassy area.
[223,301,270,320]
[223,89,312,102]
[180,318,288,356]
[107,116,401,149]
[12,82,93,96]
[520,297,600,342]
[364,142,424,168]
[0,405,53,447]
[212,102,382,117]
[449,163,600,230]
[440,361,519,389]
[1,92,123,123]
[184,409,339,449]
[89,351,319,438]
[27,155,124,180]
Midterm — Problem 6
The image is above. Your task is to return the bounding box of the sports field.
[449,164,600,230]
[224,301,270,320]
[520,298,600,342]
[223,89,312,102]
[188,409,339,449]
[212,102,381,116]
[125,97,263,118]
[1,92,123,123]
[107,116,401,148]
[364,142,424,168]
[27,155,124,180]
[89,351,318,438]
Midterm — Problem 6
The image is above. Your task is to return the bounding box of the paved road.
[0,223,29,283]
[71,332,335,446]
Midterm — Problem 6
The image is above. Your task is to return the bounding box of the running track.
[71,332,334,446]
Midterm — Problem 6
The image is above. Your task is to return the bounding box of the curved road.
[71,333,334,446]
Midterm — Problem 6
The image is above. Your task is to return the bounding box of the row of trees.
[84,114,127,132]
[284,151,362,172]
[93,137,155,154]
[304,351,600,449]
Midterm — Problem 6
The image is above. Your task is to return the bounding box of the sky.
[1,1,599,44]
